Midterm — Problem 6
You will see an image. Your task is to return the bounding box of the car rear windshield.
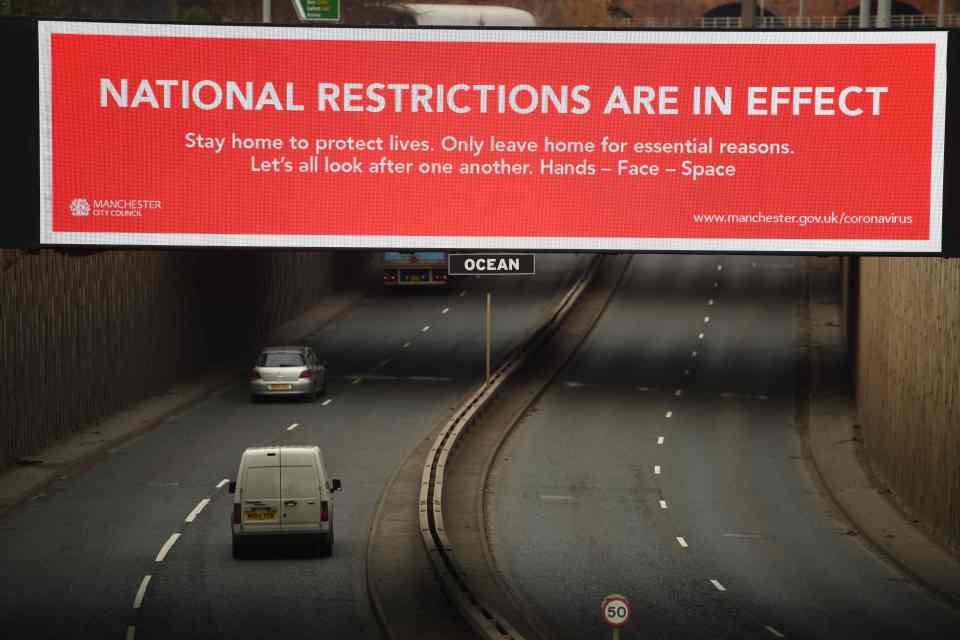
[257,352,305,367]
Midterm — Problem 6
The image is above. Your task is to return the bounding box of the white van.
[229,446,342,558]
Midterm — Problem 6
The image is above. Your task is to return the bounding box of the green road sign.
[291,0,340,21]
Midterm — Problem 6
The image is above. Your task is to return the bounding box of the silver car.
[249,346,327,403]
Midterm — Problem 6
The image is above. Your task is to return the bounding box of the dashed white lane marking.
[674,389,683,397]
[442,307,450,314]
[698,333,705,340]
[344,374,454,383]
[665,411,673,418]
[422,325,431,332]
[126,625,136,640]
[654,465,662,475]
[684,369,691,376]
[565,381,585,387]
[540,494,577,502]
[659,500,669,509]
[704,316,711,323]
[714,281,720,288]
[723,532,763,539]
[185,498,211,523]
[676,537,688,548]
[719,392,770,401]
[708,299,715,305]
[402,341,412,349]
[322,399,333,406]
[691,351,699,358]
[765,625,786,638]
[710,579,727,592]
[216,478,229,489]
[133,574,152,609]
[373,358,392,370]
[286,422,300,432]
[352,377,362,385]
[716,264,724,271]
[155,533,181,562]
[657,436,665,445]
[459,290,466,297]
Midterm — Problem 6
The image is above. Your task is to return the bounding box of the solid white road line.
[765,625,786,638]
[422,325,431,332]
[657,436,665,445]
[286,423,299,432]
[185,499,210,524]
[132,574,152,609]
[637,386,650,392]
[155,533,181,563]
[322,399,332,406]
[402,341,412,349]
[659,500,669,509]
[565,381,585,387]
[665,411,673,418]
[216,478,229,489]
[442,307,450,314]
[676,537,688,548]
[654,465,662,475]
[126,625,136,640]
[710,579,727,592]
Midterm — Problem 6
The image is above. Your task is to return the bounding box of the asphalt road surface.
[488,254,960,640]
[0,254,587,640]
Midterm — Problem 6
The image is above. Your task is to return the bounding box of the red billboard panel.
[38,23,947,252]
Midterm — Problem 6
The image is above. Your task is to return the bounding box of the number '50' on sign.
[601,593,631,627]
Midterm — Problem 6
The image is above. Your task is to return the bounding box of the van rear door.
[281,452,325,532]
[240,451,282,532]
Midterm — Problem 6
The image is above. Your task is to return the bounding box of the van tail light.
[320,501,329,522]
[299,369,313,379]
[249,368,260,381]
[232,504,241,524]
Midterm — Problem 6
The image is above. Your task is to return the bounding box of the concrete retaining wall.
[0,249,373,469]
[856,257,960,551]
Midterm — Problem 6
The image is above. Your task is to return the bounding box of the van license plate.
[245,510,277,521]
[268,384,292,390]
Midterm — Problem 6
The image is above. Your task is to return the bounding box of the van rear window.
[282,466,320,499]
[243,466,280,499]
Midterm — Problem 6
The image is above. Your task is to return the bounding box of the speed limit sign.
[601,593,631,628]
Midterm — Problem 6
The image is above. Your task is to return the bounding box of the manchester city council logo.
[70,198,90,217]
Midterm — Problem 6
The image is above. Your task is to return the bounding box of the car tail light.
[299,369,313,379]
[320,501,329,522]
[434,272,447,282]
[232,504,241,524]
[249,368,260,381]
[384,271,397,282]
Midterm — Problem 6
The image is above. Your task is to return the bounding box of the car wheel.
[232,535,246,559]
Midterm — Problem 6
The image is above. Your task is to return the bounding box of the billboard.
[28,22,952,253]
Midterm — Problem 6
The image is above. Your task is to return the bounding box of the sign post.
[290,0,340,21]
[485,292,492,384]
[601,593,631,639]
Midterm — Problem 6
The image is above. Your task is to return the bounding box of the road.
[0,253,588,640]
[488,254,960,640]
